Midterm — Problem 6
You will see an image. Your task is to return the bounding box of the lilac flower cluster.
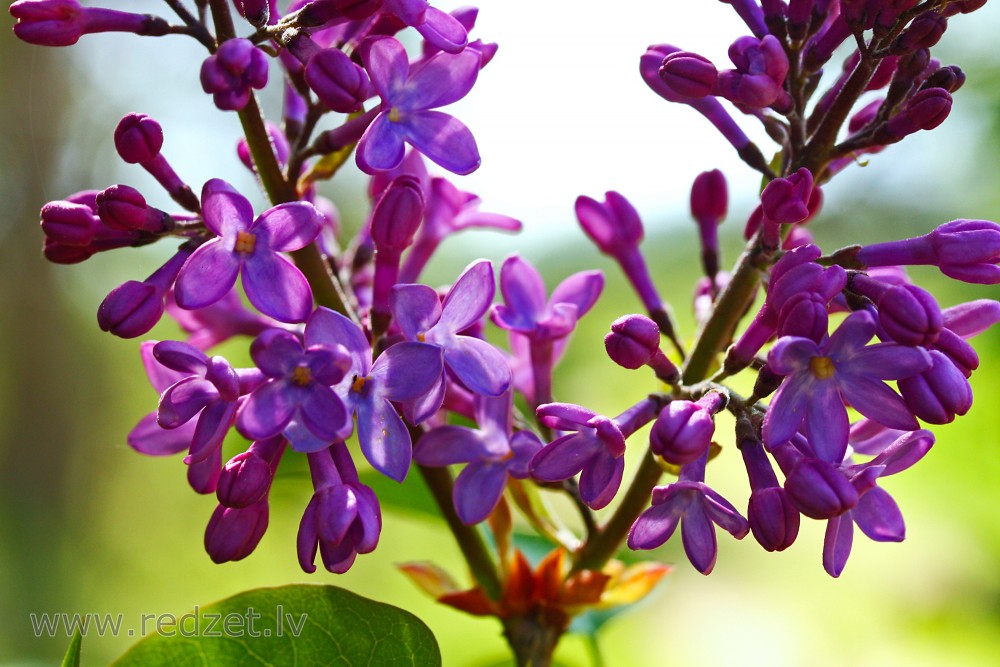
[11,1,1000,660]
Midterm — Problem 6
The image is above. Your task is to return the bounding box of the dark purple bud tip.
[204,502,269,563]
[114,113,163,164]
[690,169,727,223]
[784,458,859,520]
[923,66,965,94]
[305,48,371,114]
[40,200,97,246]
[659,52,718,98]
[217,451,274,508]
[605,314,660,369]
[893,13,947,54]
[234,0,269,26]
[97,280,164,338]
[887,88,952,137]
[370,175,424,252]
[96,184,166,232]
[748,486,800,552]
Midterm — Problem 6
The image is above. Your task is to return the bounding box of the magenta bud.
[575,191,644,255]
[852,274,943,346]
[200,38,269,112]
[658,52,718,98]
[114,113,163,164]
[761,167,813,224]
[776,292,829,341]
[690,169,728,224]
[887,88,952,137]
[748,486,800,552]
[43,241,95,264]
[605,314,660,369]
[922,65,965,93]
[892,13,947,54]
[370,175,424,252]
[217,450,274,508]
[40,200,97,246]
[784,458,858,520]
[97,280,163,338]
[650,394,723,465]
[10,0,84,46]
[204,501,269,563]
[96,184,166,232]
[299,0,384,25]
[898,350,973,424]
[305,48,371,113]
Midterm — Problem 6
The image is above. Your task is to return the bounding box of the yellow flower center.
[352,375,368,393]
[417,332,426,342]
[291,365,312,386]
[388,107,402,122]
[810,356,836,380]
[235,230,257,254]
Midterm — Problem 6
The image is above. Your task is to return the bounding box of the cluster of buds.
[10,0,1000,662]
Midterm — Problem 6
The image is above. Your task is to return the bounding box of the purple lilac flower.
[200,38,269,111]
[762,310,931,465]
[41,191,148,264]
[236,324,354,452]
[306,307,443,481]
[415,391,542,524]
[856,219,1000,284]
[690,170,727,280]
[356,36,481,175]
[716,35,791,111]
[113,113,199,212]
[531,398,661,510]
[604,314,679,383]
[298,443,381,574]
[391,259,511,400]
[217,435,286,508]
[369,175,424,324]
[174,179,323,323]
[490,254,603,406]
[650,393,725,466]
[849,273,943,347]
[575,191,666,323]
[822,430,935,577]
[628,453,750,574]
[95,184,169,233]
[10,0,169,47]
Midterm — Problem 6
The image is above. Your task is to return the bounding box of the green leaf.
[114,584,441,666]
[61,629,82,667]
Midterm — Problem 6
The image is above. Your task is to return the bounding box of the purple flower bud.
[201,38,269,112]
[98,246,192,338]
[658,52,717,98]
[114,113,163,164]
[943,298,1000,338]
[370,175,424,253]
[922,65,965,93]
[95,184,168,232]
[886,87,952,138]
[10,0,169,47]
[298,0,384,25]
[204,500,269,563]
[898,350,973,424]
[605,314,660,370]
[39,199,97,246]
[891,13,947,54]
[782,455,859,520]
[217,436,284,508]
[851,274,943,346]
[690,169,728,224]
[857,219,1000,284]
[761,168,813,225]
[305,48,371,113]
[650,393,724,465]
[776,292,829,341]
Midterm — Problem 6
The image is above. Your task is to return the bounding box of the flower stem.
[417,463,503,600]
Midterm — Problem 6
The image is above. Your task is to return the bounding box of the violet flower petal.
[628,500,682,550]
[837,371,921,431]
[823,513,854,577]
[305,308,372,375]
[436,259,494,333]
[357,113,407,173]
[201,179,253,238]
[238,380,296,439]
[253,201,323,252]
[300,386,350,442]
[398,110,480,175]
[174,240,241,310]
[399,50,479,110]
[579,452,624,510]
[128,412,195,455]
[681,503,718,574]
[414,425,491,465]
[369,341,442,402]
[242,251,314,323]
[853,487,906,542]
[391,283,442,339]
[453,460,507,524]
[444,336,510,396]
[356,397,411,481]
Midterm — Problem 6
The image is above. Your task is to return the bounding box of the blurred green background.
[2,2,1000,666]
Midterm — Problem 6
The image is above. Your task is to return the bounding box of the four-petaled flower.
[175,179,323,323]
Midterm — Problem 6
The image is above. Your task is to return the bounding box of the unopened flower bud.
[204,501,269,563]
[10,0,169,47]
[782,456,858,519]
[922,65,965,93]
[305,48,371,113]
[658,52,717,98]
[200,38,269,111]
[114,113,163,164]
[40,200,98,246]
[605,314,679,382]
[96,184,168,232]
[891,13,947,54]
[98,280,163,338]
[851,274,943,346]
[898,350,973,424]
[886,88,952,138]
[234,0,270,26]
[218,451,274,508]
[650,393,724,465]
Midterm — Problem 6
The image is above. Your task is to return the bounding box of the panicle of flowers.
[12,1,1000,662]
